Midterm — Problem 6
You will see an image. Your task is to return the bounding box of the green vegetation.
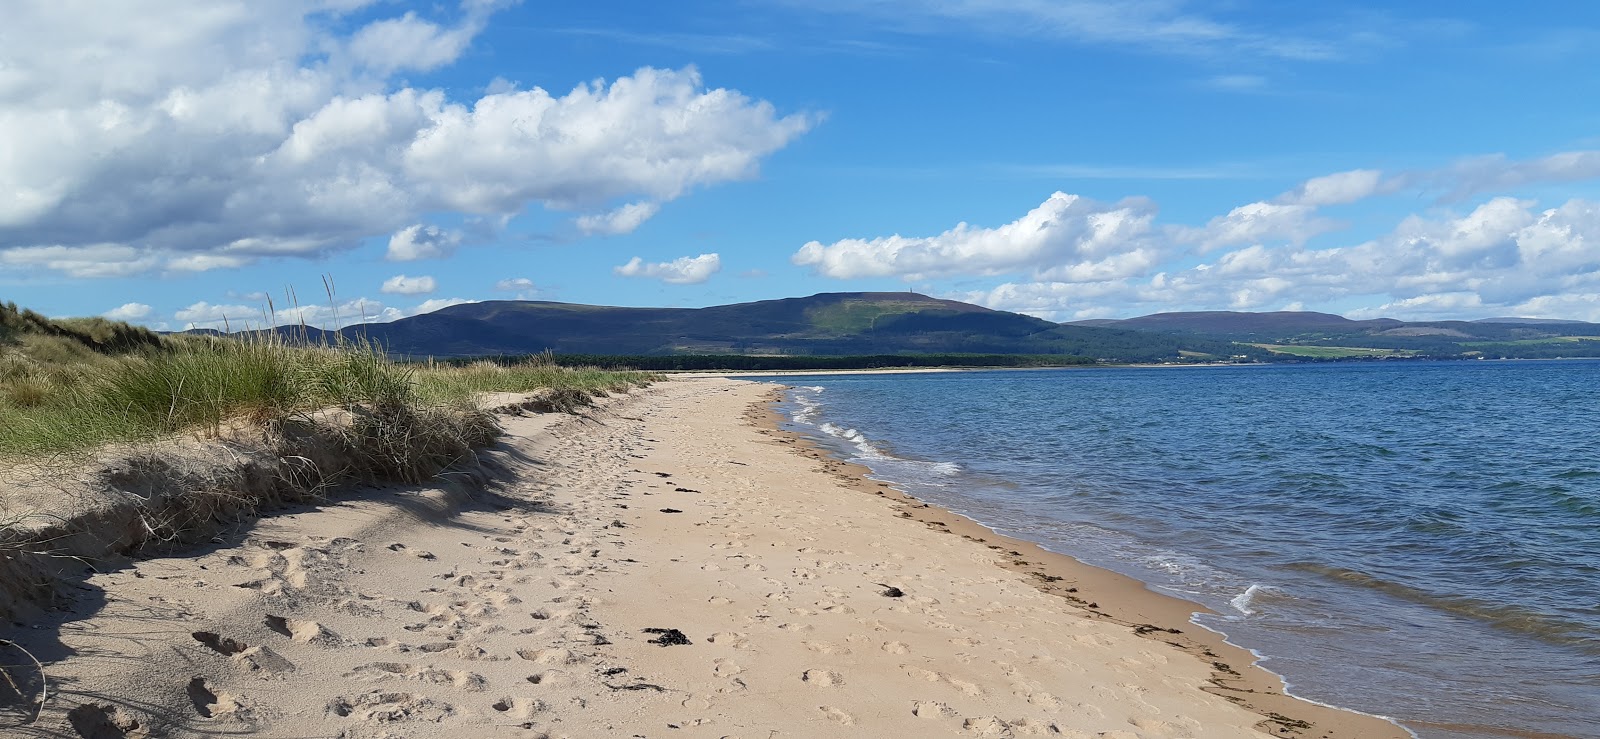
[442,353,1100,372]
[0,302,654,459]
[805,300,936,334]
[1248,344,1415,359]
[1460,336,1600,347]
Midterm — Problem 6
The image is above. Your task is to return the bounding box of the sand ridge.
[2,378,1397,737]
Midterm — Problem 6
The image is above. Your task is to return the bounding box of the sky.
[4,0,1600,330]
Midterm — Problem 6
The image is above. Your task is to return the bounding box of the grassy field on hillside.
[1248,343,1415,358]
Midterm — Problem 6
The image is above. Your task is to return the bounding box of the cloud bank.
[0,1,812,277]
[798,154,1600,321]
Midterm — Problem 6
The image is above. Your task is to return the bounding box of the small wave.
[1287,562,1600,652]
[790,391,823,425]
[815,422,961,477]
[1229,583,1284,616]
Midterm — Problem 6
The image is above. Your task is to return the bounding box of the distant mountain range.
[205,294,1600,363]
[263,293,1262,363]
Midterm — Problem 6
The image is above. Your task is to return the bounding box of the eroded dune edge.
[0,377,1406,738]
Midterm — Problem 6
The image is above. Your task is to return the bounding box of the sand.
[0,378,1408,738]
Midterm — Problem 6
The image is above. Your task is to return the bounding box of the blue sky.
[4,1,1600,330]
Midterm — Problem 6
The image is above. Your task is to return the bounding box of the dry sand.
[1,378,1408,738]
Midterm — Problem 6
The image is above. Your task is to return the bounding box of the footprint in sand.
[801,669,845,687]
[326,691,456,722]
[911,668,985,697]
[706,632,751,649]
[819,706,856,725]
[962,716,1015,736]
[185,677,243,719]
[264,615,340,645]
[191,631,295,673]
[67,703,146,739]
[344,663,487,691]
[882,641,911,654]
[526,670,572,687]
[803,641,853,656]
[912,700,960,719]
[517,648,579,665]
[712,658,744,678]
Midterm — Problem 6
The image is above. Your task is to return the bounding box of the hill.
[1072,310,1600,359]
[273,293,1266,363]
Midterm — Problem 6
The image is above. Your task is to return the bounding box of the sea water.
[759,361,1600,738]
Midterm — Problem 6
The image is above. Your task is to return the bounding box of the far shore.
[674,361,1272,378]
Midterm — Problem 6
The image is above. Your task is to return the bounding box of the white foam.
[790,390,823,425]
[1231,583,1267,615]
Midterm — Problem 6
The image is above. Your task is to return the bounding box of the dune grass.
[0,307,656,459]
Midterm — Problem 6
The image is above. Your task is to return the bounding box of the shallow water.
[759,361,1600,738]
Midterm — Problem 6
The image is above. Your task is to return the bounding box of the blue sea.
[757,361,1600,739]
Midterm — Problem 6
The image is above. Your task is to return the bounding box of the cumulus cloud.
[494,277,536,292]
[172,295,441,331]
[792,192,1161,281]
[174,302,267,330]
[576,201,661,236]
[614,253,722,284]
[381,274,438,295]
[1280,169,1387,206]
[412,297,478,314]
[962,196,1600,322]
[0,2,812,277]
[386,224,463,261]
[1430,150,1600,201]
[809,158,1600,322]
[102,303,152,321]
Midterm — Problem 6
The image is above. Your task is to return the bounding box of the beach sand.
[1,378,1407,738]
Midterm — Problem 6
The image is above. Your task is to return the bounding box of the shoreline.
[674,362,1270,378]
[753,381,1413,739]
[1,377,1411,737]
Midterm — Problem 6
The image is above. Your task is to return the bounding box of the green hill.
[279,292,1265,363]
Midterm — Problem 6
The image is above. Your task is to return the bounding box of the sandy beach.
[1,378,1408,738]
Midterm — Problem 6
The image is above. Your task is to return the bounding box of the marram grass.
[0,326,655,458]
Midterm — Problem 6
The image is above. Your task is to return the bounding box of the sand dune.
[1,378,1404,738]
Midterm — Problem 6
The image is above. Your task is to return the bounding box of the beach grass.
[0,304,656,459]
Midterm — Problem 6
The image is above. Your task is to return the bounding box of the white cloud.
[792,192,1160,281]
[1431,150,1600,201]
[0,3,812,277]
[576,201,661,236]
[614,253,722,284]
[412,297,478,314]
[788,0,1342,59]
[175,295,407,331]
[1281,169,1387,206]
[174,301,265,331]
[381,274,438,295]
[102,303,152,321]
[386,224,462,261]
[1179,201,1332,252]
[347,10,487,75]
[166,254,255,272]
[961,196,1600,322]
[494,277,536,291]
[0,244,158,278]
